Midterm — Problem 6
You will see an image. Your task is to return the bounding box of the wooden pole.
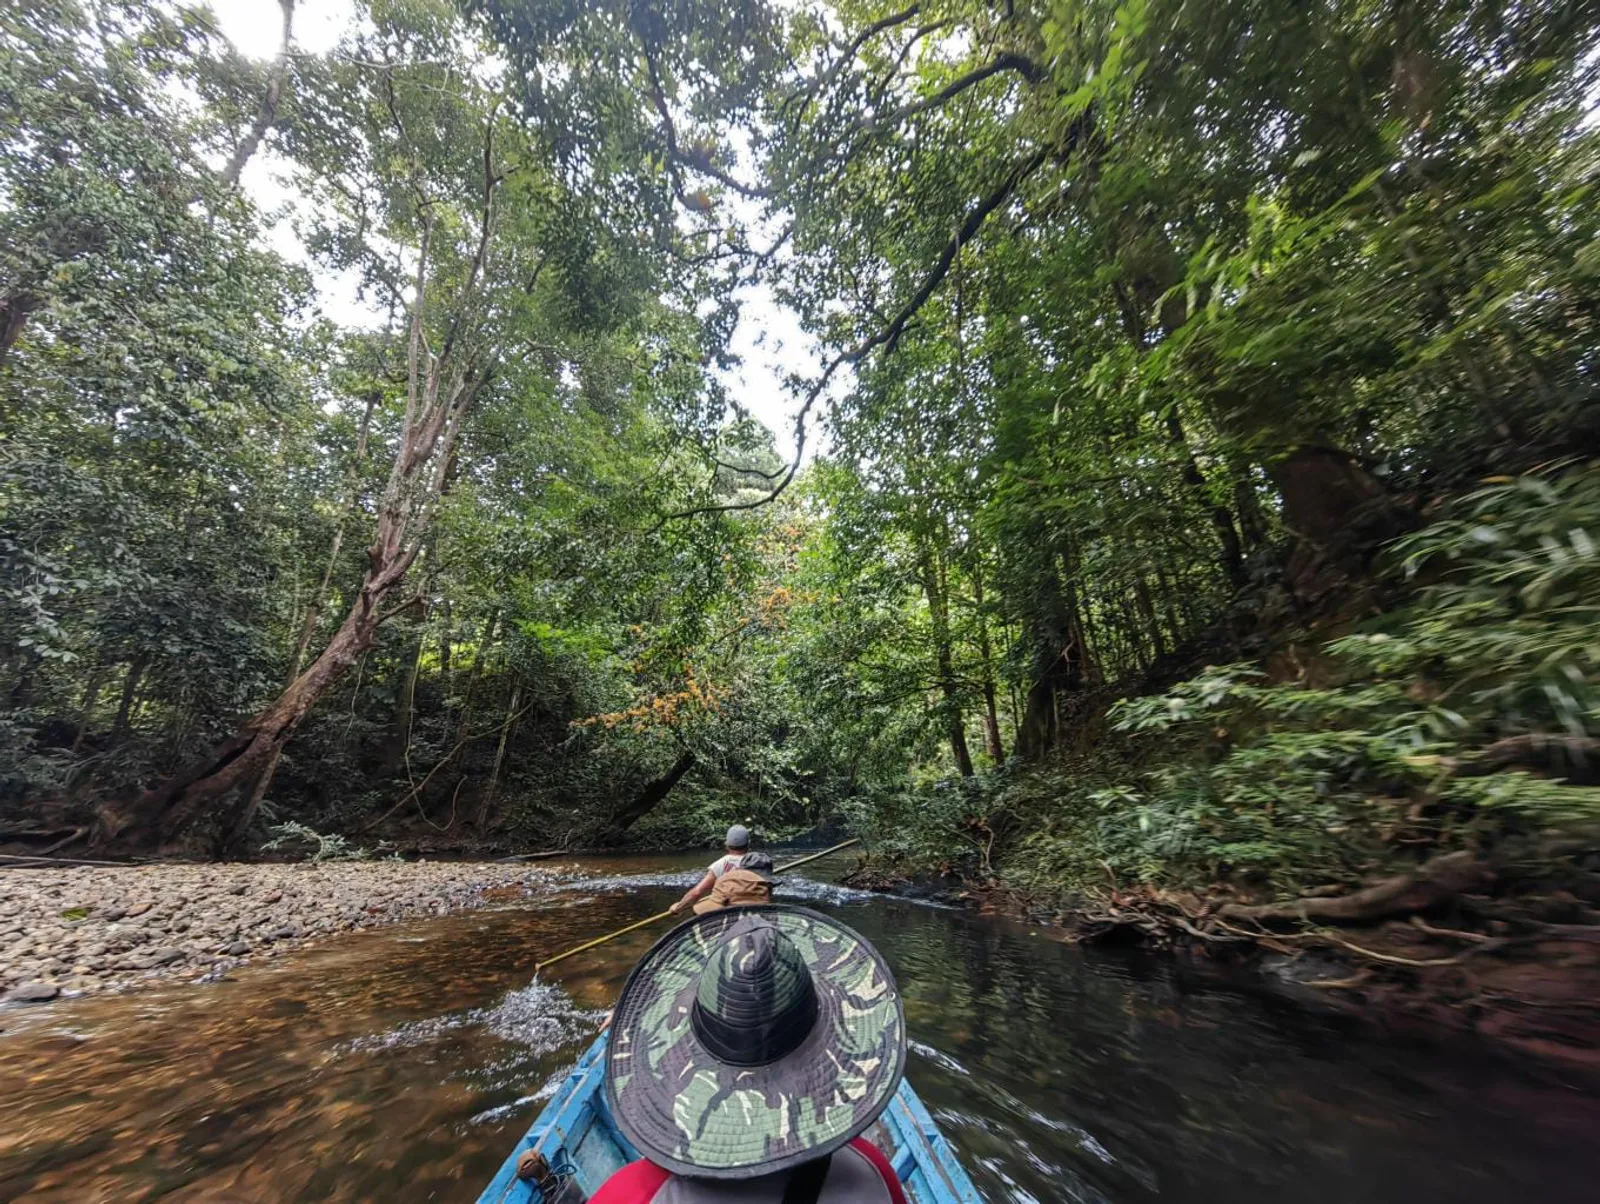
[534,838,862,973]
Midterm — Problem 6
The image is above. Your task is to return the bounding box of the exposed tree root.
[1217,851,1493,923]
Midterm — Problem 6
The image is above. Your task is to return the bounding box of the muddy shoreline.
[0,860,574,1003]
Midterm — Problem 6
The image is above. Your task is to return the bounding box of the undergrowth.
[867,467,1600,903]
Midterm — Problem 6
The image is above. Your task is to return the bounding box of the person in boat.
[668,824,756,915]
[590,904,909,1204]
[691,851,774,915]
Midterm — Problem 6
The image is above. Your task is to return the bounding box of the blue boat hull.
[479,1033,981,1204]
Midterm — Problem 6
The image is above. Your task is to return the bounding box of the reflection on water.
[2,851,1596,1202]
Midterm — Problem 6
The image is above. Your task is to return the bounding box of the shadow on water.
[2,851,1596,1202]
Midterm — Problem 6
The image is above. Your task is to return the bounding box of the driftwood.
[1218,851,1493,924]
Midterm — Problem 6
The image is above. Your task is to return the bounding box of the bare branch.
[713,456,790,482]
[401,215,432,445]
[657,354,845,526]
[660,146,1053,526]
[787,5,923,115]
[218,0,296,190]
[877,146,1049,355]
[861,53,1046,134]
[643,47,771,201]
[438,105,503,368]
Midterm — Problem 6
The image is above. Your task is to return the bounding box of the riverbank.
[844,857,1600,1079]
[0,860,573,1003]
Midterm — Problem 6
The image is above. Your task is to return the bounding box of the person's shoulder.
[845,1137,909,1204]
[708,854,737,876]
[589,1159,670,1204]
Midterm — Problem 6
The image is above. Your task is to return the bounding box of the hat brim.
[604,904,904,1180]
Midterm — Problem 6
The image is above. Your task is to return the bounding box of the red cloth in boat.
[588,1137,907,1204]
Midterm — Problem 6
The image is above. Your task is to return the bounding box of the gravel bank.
[0,860,571,1003]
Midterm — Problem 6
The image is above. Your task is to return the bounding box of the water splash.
[469,1066,570,1125]
[477,979,606,1049]
[910,1039,973,1077]
[340,978,602,1058]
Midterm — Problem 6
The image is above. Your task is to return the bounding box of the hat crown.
[690,917,817,1066]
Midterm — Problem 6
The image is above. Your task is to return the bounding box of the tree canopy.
[2,0,1596,909]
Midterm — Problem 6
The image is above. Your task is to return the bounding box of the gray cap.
[725,824,750,850]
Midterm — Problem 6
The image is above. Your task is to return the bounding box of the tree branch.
[877,146,1048,355]
[437,105,503,369]
[218,0,296,190]
[643,47,770,201]
[713,457,789,482]
[659,147,1050,525]
[861,53,1046,134]
[788,5,923,115]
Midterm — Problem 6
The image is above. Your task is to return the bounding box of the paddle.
[533,837,862,974]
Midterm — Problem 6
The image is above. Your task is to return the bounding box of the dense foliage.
[2,0,1596,907]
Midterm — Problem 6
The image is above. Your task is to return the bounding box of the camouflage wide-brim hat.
[604,904,905,1180]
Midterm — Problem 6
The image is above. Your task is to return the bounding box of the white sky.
[207,0,823,461]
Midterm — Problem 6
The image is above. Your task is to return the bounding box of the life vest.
[588,1138,907,1204]
[691,869,773,914]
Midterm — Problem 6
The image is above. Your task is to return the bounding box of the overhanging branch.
[643,47,771,201]
[659,146,1051,525]
[861,53,1047,134]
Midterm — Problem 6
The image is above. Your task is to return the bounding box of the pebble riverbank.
[0,860,572,1003]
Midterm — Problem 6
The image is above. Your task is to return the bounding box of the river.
[2,851,1596,1202]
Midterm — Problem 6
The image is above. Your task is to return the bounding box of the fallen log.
[1459,734,1600,784]
[1218,851,1493,924]
[0,852,124,868]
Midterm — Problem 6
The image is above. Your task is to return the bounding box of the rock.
[99,906,126,921]
[229,884,248,896]
[126,901,152,918]
[5,982,59,1003]
[266,925,301,941]
[225,941,251,956]
[130,948,185,969]
[262,891,283,905]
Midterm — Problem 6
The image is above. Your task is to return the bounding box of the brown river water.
[2,851,1597,1203]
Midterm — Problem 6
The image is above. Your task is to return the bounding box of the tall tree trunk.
[1132,575,1166,662]
[477,678,521,831]
[112,656,147,743]
[1165,410,1246,588]
[454,609,499,745]
[230,391,381,847]
[610,750,697,837]
[920,542,974,778]
[437,599,453,687]
[1153,560,1184,645]
[971,565,1005,767]
[1015,550,1094,761]
[382,624,426,777]
[70,663,106,756]
[1231,469,1267,549]
[132,178,503,843]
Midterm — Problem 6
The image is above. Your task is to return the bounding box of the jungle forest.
[3,0,1599,948]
